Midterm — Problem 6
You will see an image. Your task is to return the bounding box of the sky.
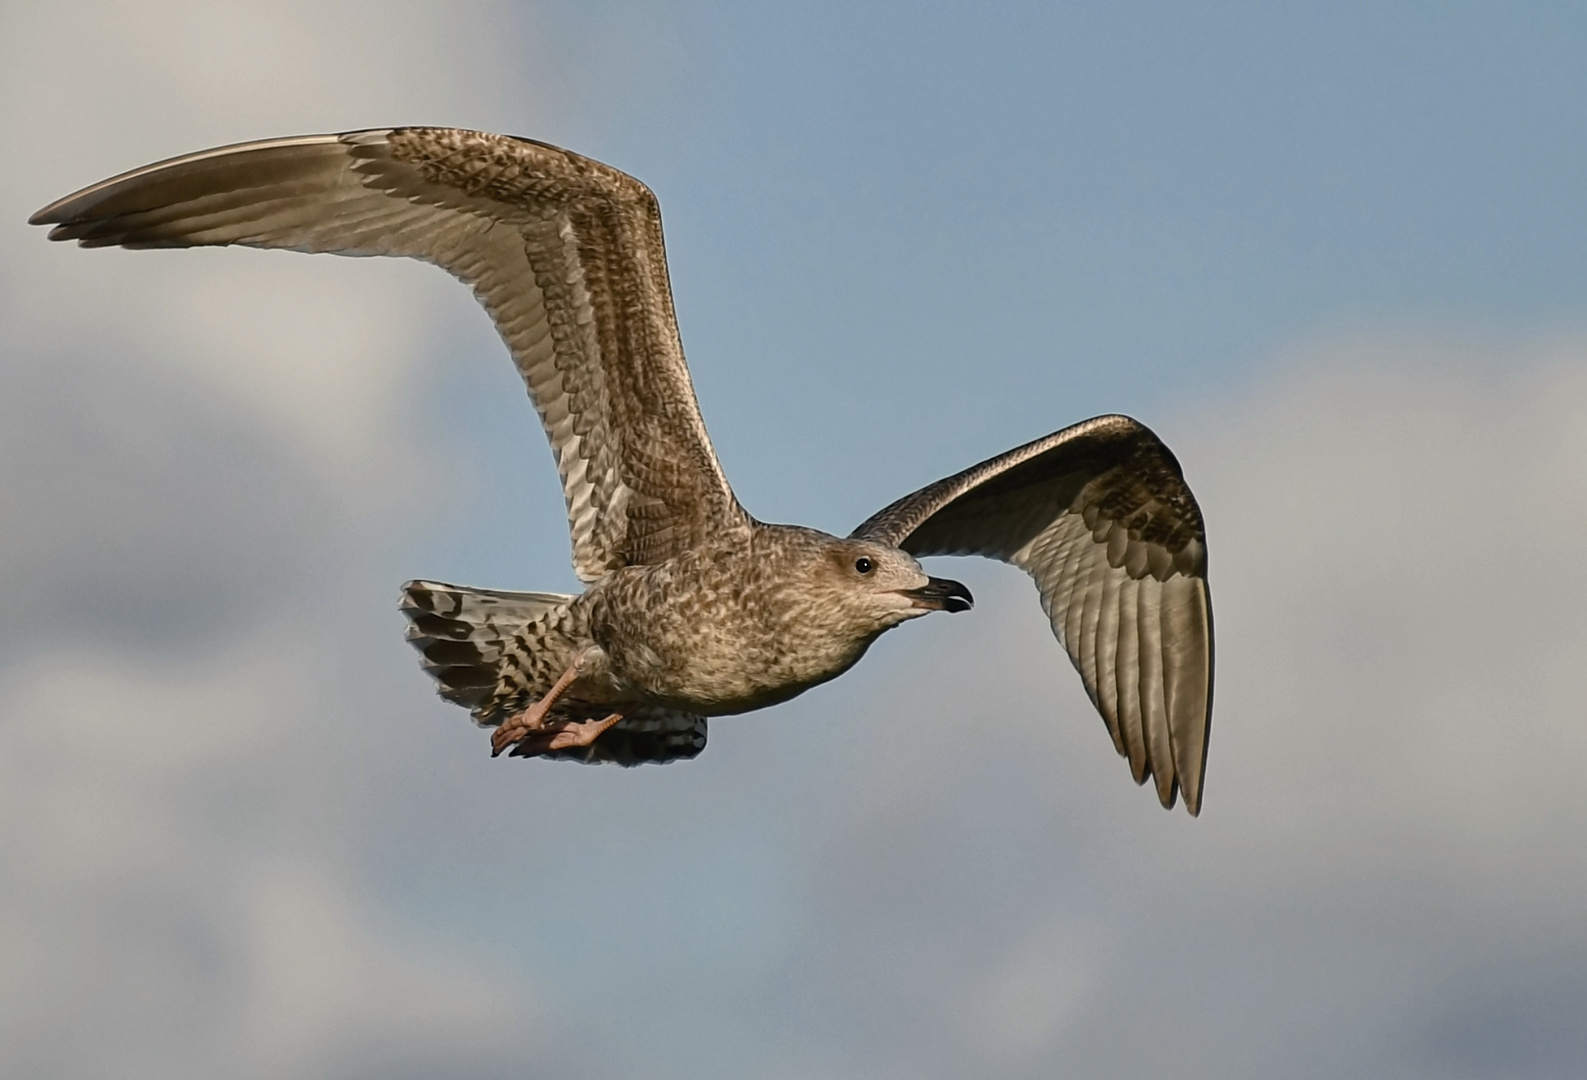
[2,2,1586,1077]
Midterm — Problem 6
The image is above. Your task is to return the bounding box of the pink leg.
[490,656,586,757]
[509,712,625,756]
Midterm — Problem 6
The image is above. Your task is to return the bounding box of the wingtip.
[1142,766,1206,816]
[28,186,91,228]
[1157,775,1179,812]
[28,204,67,229]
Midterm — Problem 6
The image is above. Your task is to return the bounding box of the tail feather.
[399,579,575,716]
[399,579,709,765]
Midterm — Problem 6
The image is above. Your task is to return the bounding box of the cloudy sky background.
[3,2,1586,1077]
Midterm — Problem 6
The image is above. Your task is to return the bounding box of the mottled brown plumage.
[32,127,1215,813]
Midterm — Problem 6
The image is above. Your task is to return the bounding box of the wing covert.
[852,415,1213,814]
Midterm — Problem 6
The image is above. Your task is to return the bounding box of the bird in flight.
[32,128,1214,813]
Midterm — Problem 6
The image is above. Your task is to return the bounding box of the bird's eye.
[854,557,874,575]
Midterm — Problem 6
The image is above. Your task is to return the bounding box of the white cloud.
[3,0,550,495]
[0,3,569,1076]
[0,640,533,1080]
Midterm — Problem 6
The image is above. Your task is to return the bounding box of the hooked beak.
[902,577,974,613]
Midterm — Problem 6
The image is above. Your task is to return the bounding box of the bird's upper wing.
[31,128,746,579]
[852,415,1213,814]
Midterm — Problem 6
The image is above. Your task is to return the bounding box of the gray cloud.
[341,339,1585,1079]
[8,334,1576,1080]
[306,339,1587,1080]
[726,341,1587,1080]
[4,3,1585,1077]
[0,3,580,1077]
[0,350,343,658]
[0,638,541,1080]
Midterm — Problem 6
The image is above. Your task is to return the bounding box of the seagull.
[31,127,1214,813]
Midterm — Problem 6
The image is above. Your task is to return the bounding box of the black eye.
[854,557,874,574]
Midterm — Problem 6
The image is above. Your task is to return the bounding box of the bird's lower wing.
[851,415,1213,814]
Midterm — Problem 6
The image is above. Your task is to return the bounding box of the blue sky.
[3,3,1586,1078]
[445,0,1587,542]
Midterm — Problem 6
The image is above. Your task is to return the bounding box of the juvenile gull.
[31,127,1215,813]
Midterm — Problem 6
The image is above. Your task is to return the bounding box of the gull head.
[804,536,974,636]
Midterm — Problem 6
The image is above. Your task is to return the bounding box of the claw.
[509,712,624,755]
[489,648,614,757]
[490,696,553,756]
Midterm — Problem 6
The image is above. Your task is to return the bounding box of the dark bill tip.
[904,577,974,613]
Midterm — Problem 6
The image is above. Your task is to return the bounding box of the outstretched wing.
[852,415,1213,814]
[31,128,746,579]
